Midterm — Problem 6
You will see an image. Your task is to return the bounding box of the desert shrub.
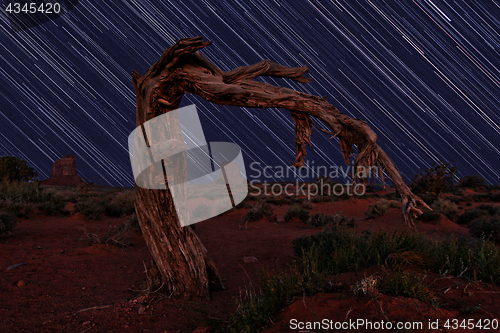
[74,196,109,220]
[456,209,488,225]
[0,179,62,218]
[264,197,279,205]
[241,201,273,223]
[477,204,500,216]
[37,197,66,216]
[309,213,326,227]
[0,156,37,182]
[292,227,500,284]
[411,161,457,194]
[381,271,431,302]
[489,193,500,203]
[300,201,313,210]
[432,198,458,220]
[0,201,34,218]
[226,248,321,333]
[292,228,427,275]
[311,195,331,203]
[307,212,356,228]
[230,228,500,332]
[235,199,247,209]
[0,212,17,237]
[469,217,500,242]
[0,179,50,203]
[284,205,310,223]
[105,191,135,217]
[278,197,294,205]
[127,213,141,232]
[351,275,380,297]
[433,236,500,283]
[417,210,441,223]
[418,193,437,205]
[364,199,399,219]
[459,175,486,189]
[265,196,296,206]
[463,193,494,203]
[79,221,133,247]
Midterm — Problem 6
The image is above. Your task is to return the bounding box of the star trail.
[1,0,499,186]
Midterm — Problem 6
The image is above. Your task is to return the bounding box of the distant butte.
[40,154,87,187]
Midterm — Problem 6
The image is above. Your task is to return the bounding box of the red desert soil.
[1,188,499,333]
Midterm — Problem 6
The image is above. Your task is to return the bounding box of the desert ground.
[1,182,500,333]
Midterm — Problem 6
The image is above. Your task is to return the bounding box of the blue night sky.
[1,0,499,186]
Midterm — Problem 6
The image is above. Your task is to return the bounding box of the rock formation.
[40,155,87,187]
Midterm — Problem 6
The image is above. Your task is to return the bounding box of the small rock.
[82,321,91,326]
[243,256,258,263]
[138,305,146,314]
[17,280,26,287]
[193,326,212,333]
[276,216,285,223]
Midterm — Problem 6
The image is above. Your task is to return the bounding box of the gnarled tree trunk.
[131,37,429,299]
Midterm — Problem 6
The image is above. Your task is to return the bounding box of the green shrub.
[0,201,34,218]
[492,193,500,203]
[284,205,310,223]
[37,196,67,216]
[477,204,500,216]
[411,161,457,194]
[127,213,141,232]
[0,156,37,182]
[105,191,135,217]
[74,196,109,220]
[309,212,356,228]
[79,221,133,247]
[292,227,500,284]
[229,228,500,332]
[311,195,332,203]
[226,249,321,333]
[365,199,399,219]
[300,201,313,210]
[469,217,500,242]
[449,196,462,204]
[381,271,432,302]
[351,275,380,297]
[0,212,17,237]
[419,193,437,205]
[0,179,50,203]
[432,198,458,220]
[457,209,488,225]
[459,175,486,189]
[241,201,273,223]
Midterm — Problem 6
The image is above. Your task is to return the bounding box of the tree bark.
[131,37,430,299]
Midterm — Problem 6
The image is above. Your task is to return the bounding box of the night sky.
[1,0,499,187]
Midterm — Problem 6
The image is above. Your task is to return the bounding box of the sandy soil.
[1,188,499,332]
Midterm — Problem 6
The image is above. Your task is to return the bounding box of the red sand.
[1,190,499,332]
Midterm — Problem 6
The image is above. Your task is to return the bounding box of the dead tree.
[131,37,430,299]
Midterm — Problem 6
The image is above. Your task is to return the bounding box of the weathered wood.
[132,37,430,299]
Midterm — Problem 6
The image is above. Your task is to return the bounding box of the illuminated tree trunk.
[131,37,429,298]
